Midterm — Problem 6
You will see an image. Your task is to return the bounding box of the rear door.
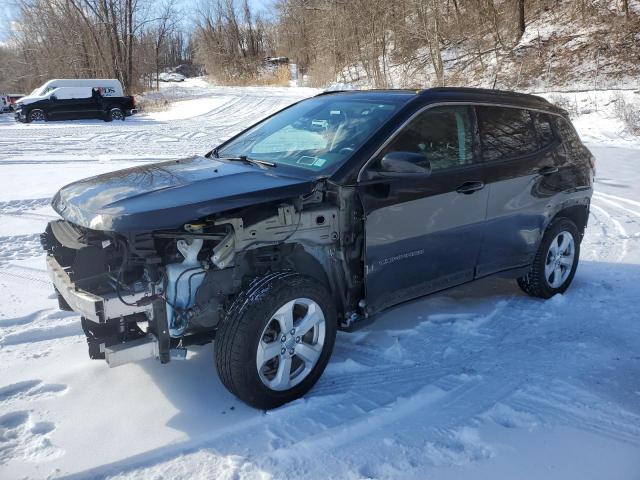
[75,88,101,118]
[359,105,489,313]
[475,106,565,277]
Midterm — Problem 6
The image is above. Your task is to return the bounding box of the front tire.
[517,217,581,298]
[215,272,337,410]
[27,109,47,123]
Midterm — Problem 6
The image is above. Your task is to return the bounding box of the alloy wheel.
[544,230,575,289]
[111,109,124,120]
[29,110,45,122]
[256,298,326,391]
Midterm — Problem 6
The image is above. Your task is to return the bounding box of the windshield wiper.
[216,155,276,168]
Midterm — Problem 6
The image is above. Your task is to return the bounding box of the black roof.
[319,87,564,114]
[315,89,419,103]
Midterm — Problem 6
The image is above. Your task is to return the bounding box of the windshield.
[216,96,401,174]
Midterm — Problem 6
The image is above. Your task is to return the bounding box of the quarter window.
[478,106,538,161]
[375,106,474,172]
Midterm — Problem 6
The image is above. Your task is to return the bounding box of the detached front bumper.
[14,109,26,122]
[126,108,138,116]
[46,254,152,323]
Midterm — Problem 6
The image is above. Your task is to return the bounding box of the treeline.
[0,0,188,93]
[275,0,637,88]
[0,0,637,93]
[193,0,275,84]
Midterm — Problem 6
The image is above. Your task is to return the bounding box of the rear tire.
[105,107,125,122]
[215,272,336,410]
[517,217,580,298]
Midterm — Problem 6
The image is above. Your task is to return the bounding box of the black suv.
[41,88,594,409]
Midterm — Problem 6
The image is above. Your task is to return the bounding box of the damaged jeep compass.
[42,88,594,409]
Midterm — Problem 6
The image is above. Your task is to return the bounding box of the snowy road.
[0,83,639,479]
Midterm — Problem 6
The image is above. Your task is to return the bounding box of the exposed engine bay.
[41,181,365,366]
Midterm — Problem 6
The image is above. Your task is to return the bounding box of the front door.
[359,105,489,314]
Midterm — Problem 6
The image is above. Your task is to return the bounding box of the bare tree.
[4,0,187,92]
[516,0,526,41]
[150,1,178,90]
[193,0,273,84]
[621,0,629,17]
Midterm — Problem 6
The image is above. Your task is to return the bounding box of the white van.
[22,79,124,104]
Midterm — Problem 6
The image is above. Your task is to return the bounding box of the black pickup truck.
[14,87,137,123]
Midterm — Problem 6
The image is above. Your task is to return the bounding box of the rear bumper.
[45,254,153,323]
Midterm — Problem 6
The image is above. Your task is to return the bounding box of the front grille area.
[41,220,124,294]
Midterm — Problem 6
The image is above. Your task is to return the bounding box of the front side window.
[478,106,538,161]
[217,96,401,174]
[372,105,475,172]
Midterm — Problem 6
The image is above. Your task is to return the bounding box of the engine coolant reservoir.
[166,237,206,337]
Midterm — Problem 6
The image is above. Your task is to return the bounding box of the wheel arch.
[283,247,332,291]
[547,200,590,242]
[238,242,346,319]
[27,107,47,122]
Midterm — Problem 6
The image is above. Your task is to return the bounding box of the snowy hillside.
[0,80,639,479]
[335,1,640,93]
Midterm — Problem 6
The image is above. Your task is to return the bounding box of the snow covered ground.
[0,80,639,479]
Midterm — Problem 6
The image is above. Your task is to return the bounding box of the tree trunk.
[516,0,526,41]
[621,0,629,17]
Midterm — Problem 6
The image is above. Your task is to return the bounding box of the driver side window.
[375,106,475,172]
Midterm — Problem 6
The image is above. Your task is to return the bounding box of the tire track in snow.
[0,198,51,214]
[0,234,43,266]
[594,191,640,209]
[508,382,640,446]
[0,265,50,285]
[589,203,629,262]
[593,193,640,219]
[0,92,303,162]
[0,309,81,347]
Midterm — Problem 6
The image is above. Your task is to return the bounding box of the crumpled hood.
[52,156,315,232]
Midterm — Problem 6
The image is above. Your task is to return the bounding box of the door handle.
[456,181,484,194]
[538,166,559,176]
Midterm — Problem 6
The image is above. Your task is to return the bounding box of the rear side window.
[532,112,555,147]
[478,106,538,161]
[375,106,475,172]
[554,117,582,161]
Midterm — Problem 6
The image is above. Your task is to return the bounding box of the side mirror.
[49,95,57,101]
[378,151,431,176]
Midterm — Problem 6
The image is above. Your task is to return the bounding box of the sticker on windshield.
[313,158,327,167]
[297,156,317,166]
